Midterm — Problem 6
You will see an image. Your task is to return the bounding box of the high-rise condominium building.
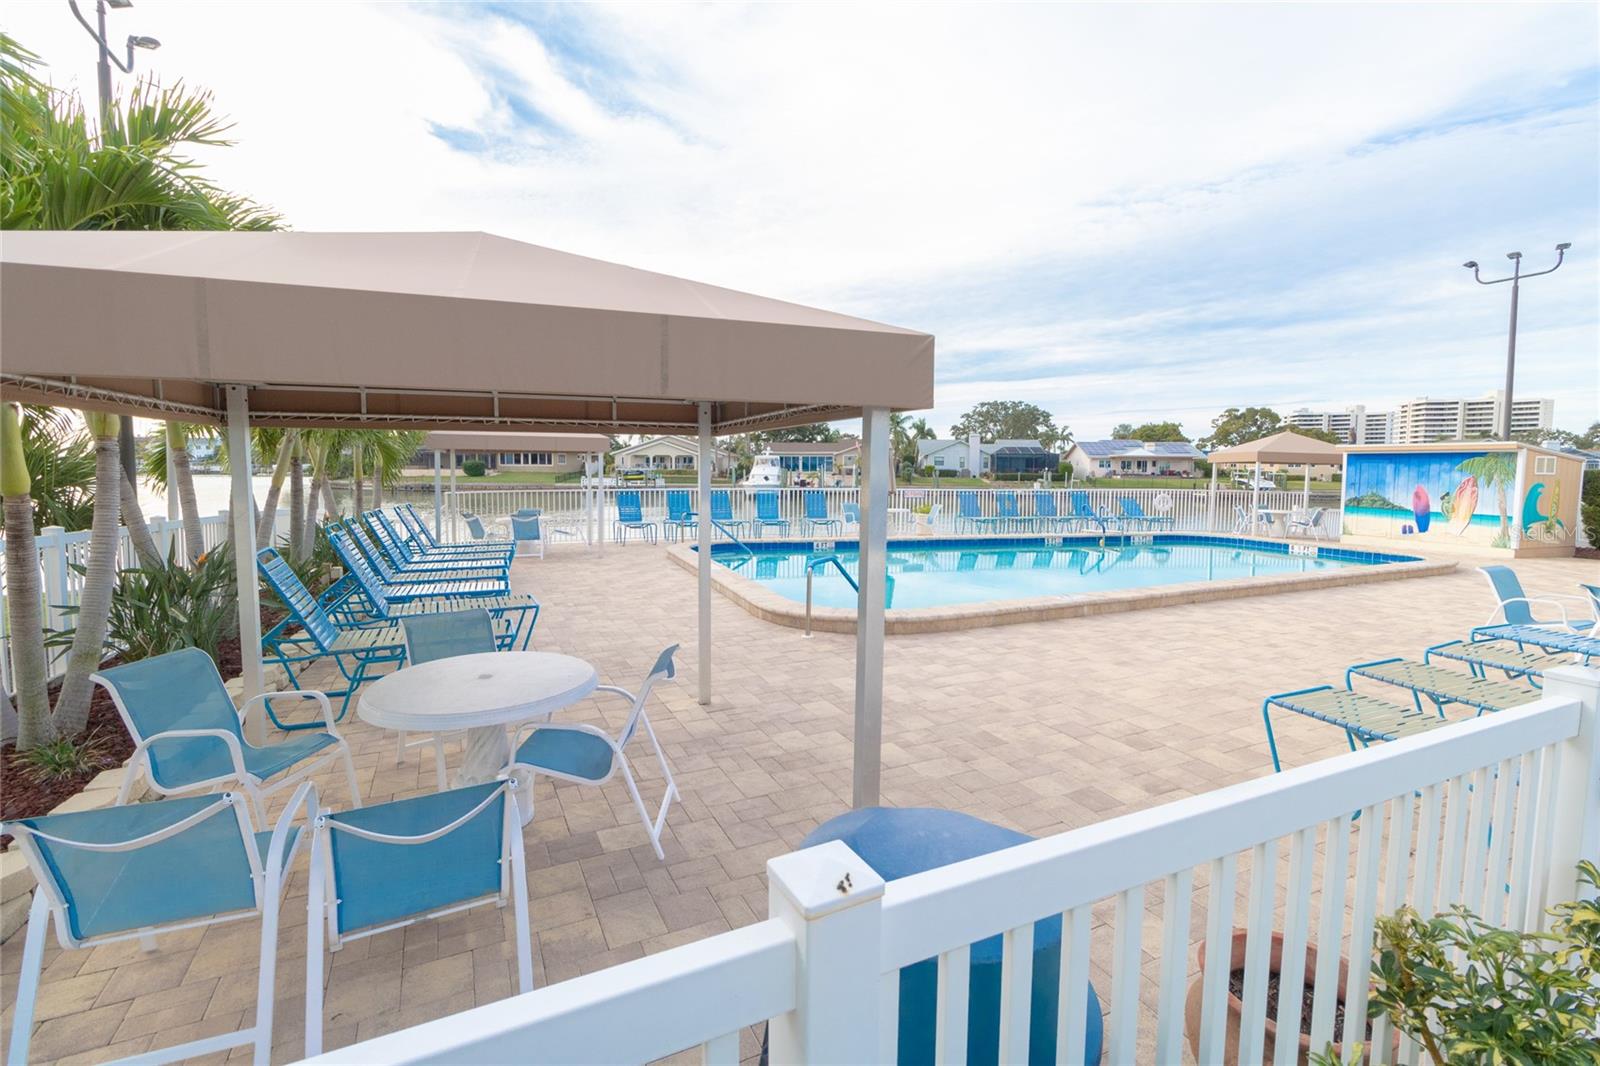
[1286,405,1396,445]
[1392,391,1553,444]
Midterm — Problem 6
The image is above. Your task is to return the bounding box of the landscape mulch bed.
[1,613,279,849]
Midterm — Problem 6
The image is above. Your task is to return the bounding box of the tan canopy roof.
[1207,429,1344,466]
[0,231,934,434]
[420,430,611,453]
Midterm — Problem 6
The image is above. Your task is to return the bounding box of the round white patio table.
[359,651,599,791]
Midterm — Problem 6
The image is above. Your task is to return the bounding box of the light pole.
[67,0,161,495]
[1463,243,1570,440]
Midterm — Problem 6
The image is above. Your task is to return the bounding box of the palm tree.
[167,422,208,563]
[15,405,94,532]
[254,428,298,545]
[119,465,162,568]
[51,413,122,734]
[2,403,52,748]
[1456,453,1518,544]
[287,436,306,561]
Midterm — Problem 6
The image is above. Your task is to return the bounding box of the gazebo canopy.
[0,231,934,434]
[1207,429,1343,466]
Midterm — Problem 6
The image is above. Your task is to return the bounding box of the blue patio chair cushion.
[325,782,507,935]
[17,796,256,941]
[96,648,245,790]
[514,729,614,781]
[1481,565,1535,625]
[403,609,496,664]
[511,515,542,543]
[802,808,1103,1066]
[242,730,340,781]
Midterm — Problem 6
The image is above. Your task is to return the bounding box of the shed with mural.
[1339,441,1582,558]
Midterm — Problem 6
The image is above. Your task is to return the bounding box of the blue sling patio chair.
[663,490,698,542]
[842,500,860,531]
[460,511,506,545]
[1118,496,1173,530]
[364,508,508,569]
[4,782,315,1066]
[956,491,1004,533]
[304,778,533,1058]
[803,490,841,535]
[510,513,547,558]
[258,547,409,723]
[753,490,789,538]
[709,490,750,538]
[390,504,512,559]
[1067,490,1111,533]
[511,645,680,860]
[344,520,510,594]
[995,490,1027,532]
[614,490,658,543]
[327,527,537,649]
[1033,491,1069,531]
[1479,565,1597,632]
[93,646,361,816]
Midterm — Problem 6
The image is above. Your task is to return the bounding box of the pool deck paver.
[1,541,1594,1063]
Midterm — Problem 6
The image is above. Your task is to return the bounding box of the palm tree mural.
[1456,453,1517,546]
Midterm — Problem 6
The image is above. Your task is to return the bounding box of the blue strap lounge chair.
[804,491,841,535]
[4,783,314,1066]
[369,508,510,564]
[326,527,537,649]
[753,491,789,538]
[512,646,680,860]
[258,548,409,722]
[1261,684,1446,772]
[93,646,360,815]
[1424,638,1560,687]
[1067,490,1111,533]
[1478,565,1596,632]
[995,491,1027,532]
[956,491,1004,533]
[1344,656,1539,717]
[345,520,510,594]
[1470,623,1600,665]
[304,778,532,1058]
[386,506,512,560]
[709,490,750,538]
[364,511,511,574]
[1118,497,1173,530]
[614,490,658,543]
[663,490,698,542]
[1032,491,1068,531]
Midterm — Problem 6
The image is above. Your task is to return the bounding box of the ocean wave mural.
[1343,450,1516,547]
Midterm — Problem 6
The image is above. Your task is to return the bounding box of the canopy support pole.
[1251,460,1262,536]
[448,449,457,538]
[225,386,265,744]
[432,451,442,538]
[853,406,890,809]
[1207,463,1218,531]
[1302,463,1311,513]
[697,403,713,707]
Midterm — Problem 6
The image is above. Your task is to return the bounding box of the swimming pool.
[708,535,1423,610]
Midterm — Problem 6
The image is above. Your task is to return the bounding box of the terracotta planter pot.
[1184,929,1351,1066]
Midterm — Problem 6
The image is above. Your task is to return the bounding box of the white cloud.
[4,0,1595,440]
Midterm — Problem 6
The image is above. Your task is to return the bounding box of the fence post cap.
[768,840,884,920]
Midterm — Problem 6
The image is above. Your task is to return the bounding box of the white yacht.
[742,451,785,487]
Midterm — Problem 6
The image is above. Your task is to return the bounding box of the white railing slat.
[1483,755,1518,927]
[878,970,899,1065]
[1340,802,1387,1049]
[1460,765,1494,918]
[1237,839,1279,1066]
[700,1030,739,1065]
[1198,853,1238,1063]
[1307,814,1351,1052]
[1271,827,1317,1066]
[1154,868,1194,1064]
[1505,749,1542,931]
[1437,772,1470,912]
[1411,782,1443,916]
[1107,885,1145,1065]
[997,922,1033,1064]
[1056,906,1092,1066]
[1520,743,1562,930]
[1370,792,1416,1058]
[934,945,970,1065]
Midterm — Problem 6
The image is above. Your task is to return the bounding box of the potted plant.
[1184,930,1356,1065]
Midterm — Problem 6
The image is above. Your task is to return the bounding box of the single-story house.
[764,437,860,476]
[916,436,1059,476]
[613,435,734,476]
[411,431,611,473]
[1064,440,1204,478]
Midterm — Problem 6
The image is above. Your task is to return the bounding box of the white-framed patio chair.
[1479,565,1597,632]
[1286,507,1328,540]
[393,609,499,783]
[510,513,546,559]
[1232,504,1271,535]
[304,777,532,1057]
[4,782,315,1066]
[510,644,680,860]
[92,646,361,821]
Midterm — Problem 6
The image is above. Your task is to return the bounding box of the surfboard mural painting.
[1411,485,1431,533]
[1448,475,1478,537]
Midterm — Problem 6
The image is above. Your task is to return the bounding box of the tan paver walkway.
[3,543,1594,1063]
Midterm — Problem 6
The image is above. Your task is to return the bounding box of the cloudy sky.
[7,1,1597,440]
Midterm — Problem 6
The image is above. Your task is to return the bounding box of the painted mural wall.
[1341,449,1579,549]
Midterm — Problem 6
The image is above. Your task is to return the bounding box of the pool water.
[712,536,1417,610]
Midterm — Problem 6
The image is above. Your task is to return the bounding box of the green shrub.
[462,459,487,477]
[1581,469,1599,547]
[16,731,114,783]
[52,545,239,663]
[1313,860,1600,1065]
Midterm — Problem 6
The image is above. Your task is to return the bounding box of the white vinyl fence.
[445,484,1342,542]
[311,670,1600,1065]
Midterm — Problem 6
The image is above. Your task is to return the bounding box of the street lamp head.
[127,35,161,50]
[1556,242,1572,251]
[106,0,134,8]
[1506,251,1522,260]
[1462,261,1478,269]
